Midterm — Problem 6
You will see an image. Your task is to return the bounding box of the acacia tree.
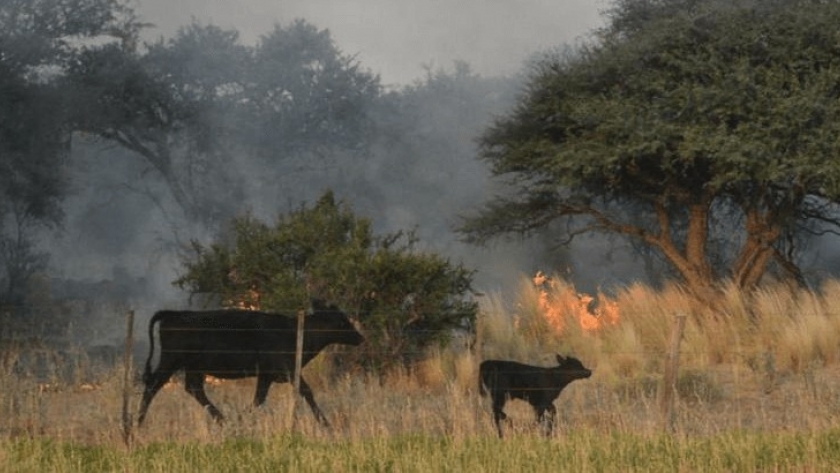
[176,191,478,369]
[460,0,840,303]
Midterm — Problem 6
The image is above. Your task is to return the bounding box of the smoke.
[134,0,606,86]
[28,2,613,348]
[38,0,837,336]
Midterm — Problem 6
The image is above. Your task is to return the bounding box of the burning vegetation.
[531,272,619,334]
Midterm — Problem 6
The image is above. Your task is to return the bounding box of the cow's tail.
[143,311,164,385]
[478,367,487,396]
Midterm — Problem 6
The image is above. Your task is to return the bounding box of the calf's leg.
[490,396,508,438]
[536,404,557,437]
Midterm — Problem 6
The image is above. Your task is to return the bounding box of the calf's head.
[555,354,592,379]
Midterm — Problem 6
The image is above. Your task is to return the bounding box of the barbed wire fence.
[2,304,798,438]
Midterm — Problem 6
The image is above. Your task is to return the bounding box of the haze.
[16,0,617,348]
[134,0,606,85]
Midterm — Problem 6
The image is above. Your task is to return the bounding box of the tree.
[176,191,478,369]
[67,23,240,225]
[246,20,380,164]
[68,19,380,228]
[0,69,65,304]
[460,0,840,304]
[0,0,138,305]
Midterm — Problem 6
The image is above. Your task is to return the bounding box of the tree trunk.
[649,201,719,307]
[111,131,197,220]
[733,209,780,289]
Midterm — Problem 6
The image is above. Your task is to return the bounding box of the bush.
[176,191,478,370]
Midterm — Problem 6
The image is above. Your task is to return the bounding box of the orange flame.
[532,271,619,333]
[232,288,261,310]
[225,286,261,310]
[225,268,262,310]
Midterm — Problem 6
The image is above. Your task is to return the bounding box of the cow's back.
[155,310,296,378]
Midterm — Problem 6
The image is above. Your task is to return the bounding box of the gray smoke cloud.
[133,0,606,86]
[32,1,613,349]
[25,0,840,357]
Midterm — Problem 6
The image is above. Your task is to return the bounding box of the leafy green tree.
[460,0,840,304]
[176,191,478,368]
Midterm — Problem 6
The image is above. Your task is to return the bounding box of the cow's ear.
[556,354,566,364]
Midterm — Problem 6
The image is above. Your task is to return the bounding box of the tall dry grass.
[3,274,840,470]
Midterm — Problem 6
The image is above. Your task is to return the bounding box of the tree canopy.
[460,0,840,303]
[67,19,380,227]
[0,0,139,305]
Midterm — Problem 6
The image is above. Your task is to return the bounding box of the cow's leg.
[536,404,557,437]
[137,366,177,426]
[490,396,508,438]
[184,372,224,421]
[253,374,273,406]
[297,376,329,426]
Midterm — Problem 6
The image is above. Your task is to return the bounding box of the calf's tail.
[143,311,163,385]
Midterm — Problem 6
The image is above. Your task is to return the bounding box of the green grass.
[5,429,840,472]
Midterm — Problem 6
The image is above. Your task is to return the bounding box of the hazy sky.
[133,0,607,85]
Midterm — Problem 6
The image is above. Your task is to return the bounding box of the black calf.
[479,354,592,437]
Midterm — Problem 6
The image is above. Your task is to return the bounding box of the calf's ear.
[556,354,566,364]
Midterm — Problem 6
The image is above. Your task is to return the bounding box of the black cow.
[479,354,592,437]
[136,307,364,426]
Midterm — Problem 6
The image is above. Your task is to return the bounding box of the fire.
[225,268,262,310]
[532,271,619,333]
[225,285,261,310]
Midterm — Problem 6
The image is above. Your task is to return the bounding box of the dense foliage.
[176,192,478,368]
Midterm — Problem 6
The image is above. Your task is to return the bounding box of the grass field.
[3,275,840,471]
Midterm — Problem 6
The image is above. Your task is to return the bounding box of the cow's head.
[311,305,365,346]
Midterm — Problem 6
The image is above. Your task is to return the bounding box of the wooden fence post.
[291,308,305,427]
[658,312,686,433]
[472,312,484,426]
[294,308,305,391]
[473,312,483,364]
[121,309,135,448]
